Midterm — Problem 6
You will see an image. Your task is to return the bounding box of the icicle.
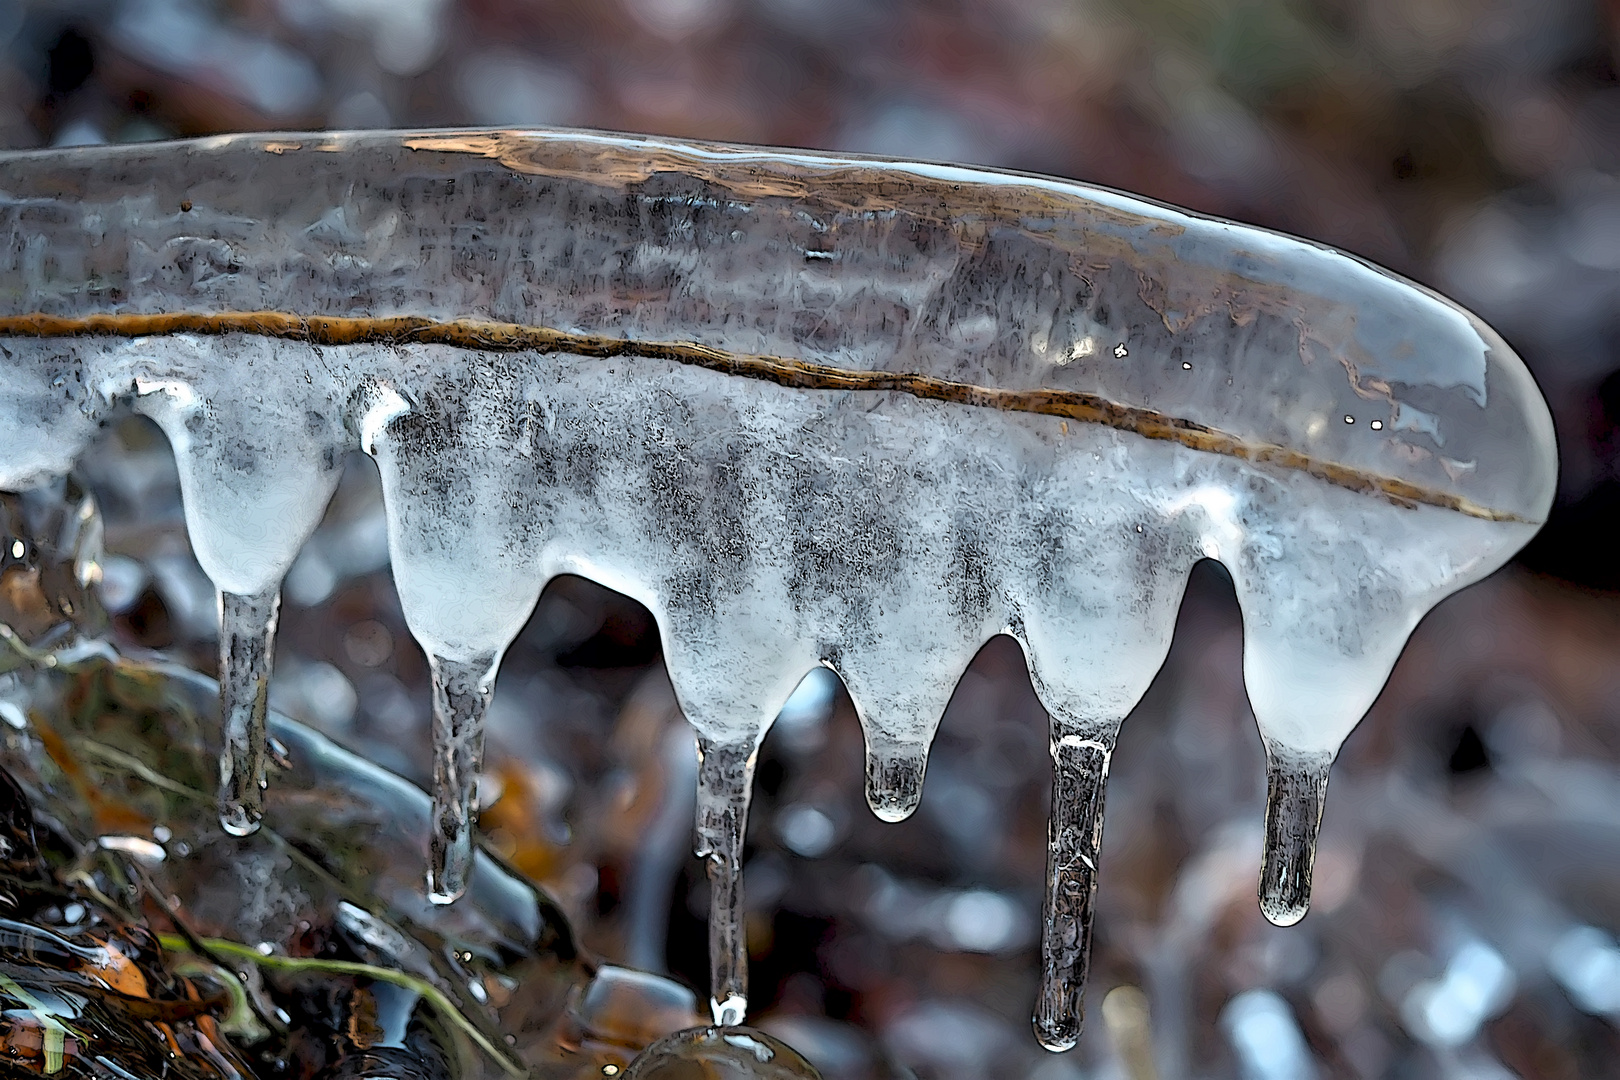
[426,652,498,905]
[694,735,759,1026]
[863,736,931,824]
[217,586,281,836]
[1033,723,1117,1052]
[1257,747,1333,927]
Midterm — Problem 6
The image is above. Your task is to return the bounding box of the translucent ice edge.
[0,128,1557,1050]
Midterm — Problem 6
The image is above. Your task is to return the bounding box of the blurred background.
[4,0,1620,1076]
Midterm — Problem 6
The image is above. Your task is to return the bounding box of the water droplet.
[218,586,281,837]
[10,540,23,559]
[1371,420,1384,431]
[1258,747,1333,927]
[1181,361,1192,370]
[864,739,929,822]
[1033,727,1116,1052]
[426,652,498,905]
[695,737,759,1024]
[1343,415,1355,424]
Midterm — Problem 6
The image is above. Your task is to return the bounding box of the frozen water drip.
[217,586,281,836]
[1258,747,1333,927]
[1034,724,1117,1051]
[863,737,930,824]
[696,737,759,1025]
[427,652,499,905]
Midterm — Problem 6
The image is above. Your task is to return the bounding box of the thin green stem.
[157,934,526,1077]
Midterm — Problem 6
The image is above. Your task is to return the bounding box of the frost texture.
[0,129,1556,1048]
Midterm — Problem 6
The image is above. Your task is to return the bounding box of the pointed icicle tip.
[1258,747,1334,927]
[863,739,930,823]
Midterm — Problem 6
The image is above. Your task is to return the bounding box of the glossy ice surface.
[623,1025,822,1078]
[0,128,1556,1051]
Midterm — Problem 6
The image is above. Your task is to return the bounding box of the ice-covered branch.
[0,128,1555,1046]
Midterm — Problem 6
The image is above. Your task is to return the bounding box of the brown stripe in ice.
[0,310,1522,522]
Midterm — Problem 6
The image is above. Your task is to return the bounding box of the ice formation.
[0,129,1556,1050]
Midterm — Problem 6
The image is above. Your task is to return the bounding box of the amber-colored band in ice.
[0,310,1520,522]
